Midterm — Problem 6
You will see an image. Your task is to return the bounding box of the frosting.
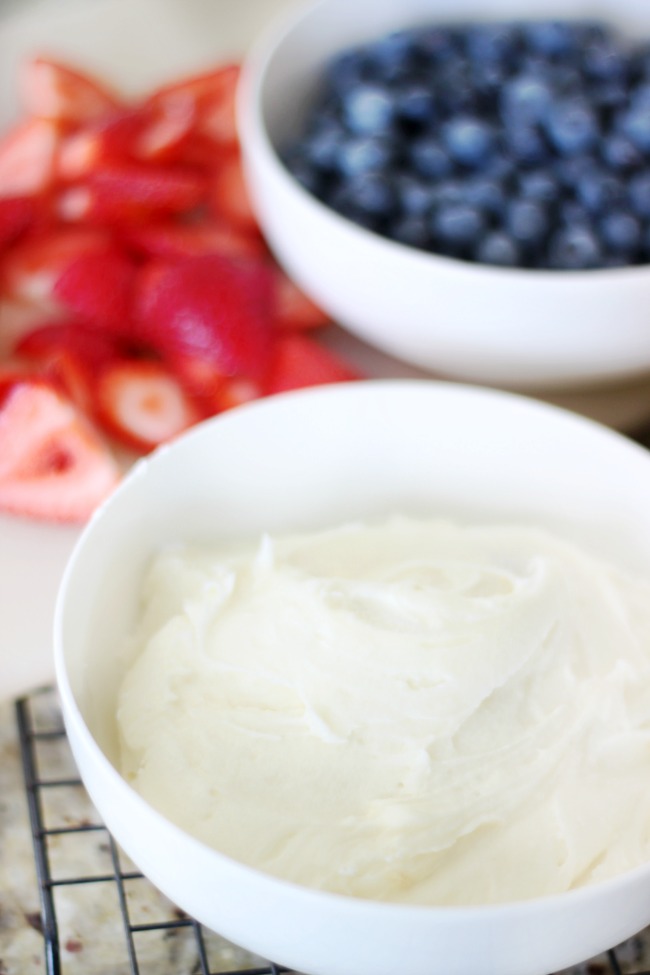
[117,518,650,905]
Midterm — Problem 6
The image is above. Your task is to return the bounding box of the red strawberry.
[120,219,266,261]
[51,246,136,332]
[271,267,330,331]
[146,64,240,149]
[0,197,37,249]
[20,57,122,124]
[134,92,196,162]
[58,161,206,223]
[209,152,259,232]
[94,358,200,452]
[3,228,114,313]
[56,109,144,180]
[16,322,117,412]
[0,118,60,197]
[0,374,120,522]
[0,297,54,356]
[266,334,361,394]
[133,254,273,383]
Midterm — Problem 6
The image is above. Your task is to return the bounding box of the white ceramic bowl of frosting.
[237,0,650,389]
[55,379,650,975]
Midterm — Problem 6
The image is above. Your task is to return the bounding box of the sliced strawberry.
[16,322,118,412]
[133,254,273,383]
[146,64,240,149]
[57,109,144,180]
[0,118,60,197]
[3,228,113,312]
[208,376,261,413]
[120,219,266,261]
[0,197,37,249]
[271,267,330,331]
[266,334,362,394]
[20,57,122,124]
[134,92,196,162]
[95,358,200,452]
[209,152,259,232]
[0,374,120,522]
[0,297,54,355]
[58,162,206,224]
[52,246,136,332]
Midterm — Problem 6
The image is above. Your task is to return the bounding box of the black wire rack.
[14,685,650,975]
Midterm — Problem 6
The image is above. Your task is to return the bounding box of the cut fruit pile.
[0,58,361,523]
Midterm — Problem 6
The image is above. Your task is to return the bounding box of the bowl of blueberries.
[238,0,650,387]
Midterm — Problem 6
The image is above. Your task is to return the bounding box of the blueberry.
[323,49,372,97]
[343,83,395,136]
[506,199,549,247]
[465,23,521,65]
[390,214,432,248]
[600,210,642,254]
[338,136,395,177]
[503,124,549,166]
[582,38,626,82]
[590,79,628,113]
[414,26,459,64]
[442,115,495,167]
[430,180,466,207]
[367,30,416,81]
[471,59,508,98]
[548,225,603,269]
[434,58,477,115]
[475,231,521,266]
[463,176,507,216]
[394,83,437,126]
[629,172,650,218]
[303,125,345,171]
[431,203,486,249]
[601,133,643,171]
[350,172,398,217]
[409,136,454,179]
[554,154,597,190]
[523,20,581,58]
[618,101,650,153]
[396,174,436,216]
[545,99,599,156]
[500,74,552,124]
[518,169,560,203]
[575,169,625,213]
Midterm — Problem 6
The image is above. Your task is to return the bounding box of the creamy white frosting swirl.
[117,518,650,905]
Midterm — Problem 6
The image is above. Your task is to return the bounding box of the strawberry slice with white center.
[95,359,200,453]
[20,57,122,124]
[0,118,60,198]
[0,374,120,522]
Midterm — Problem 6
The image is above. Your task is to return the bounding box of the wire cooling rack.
[14,685,650,975]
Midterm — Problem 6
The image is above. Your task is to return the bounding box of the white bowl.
[238,0,650,389]
[55,379,650,975]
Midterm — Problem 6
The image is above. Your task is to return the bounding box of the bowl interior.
[57,380,650,766]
